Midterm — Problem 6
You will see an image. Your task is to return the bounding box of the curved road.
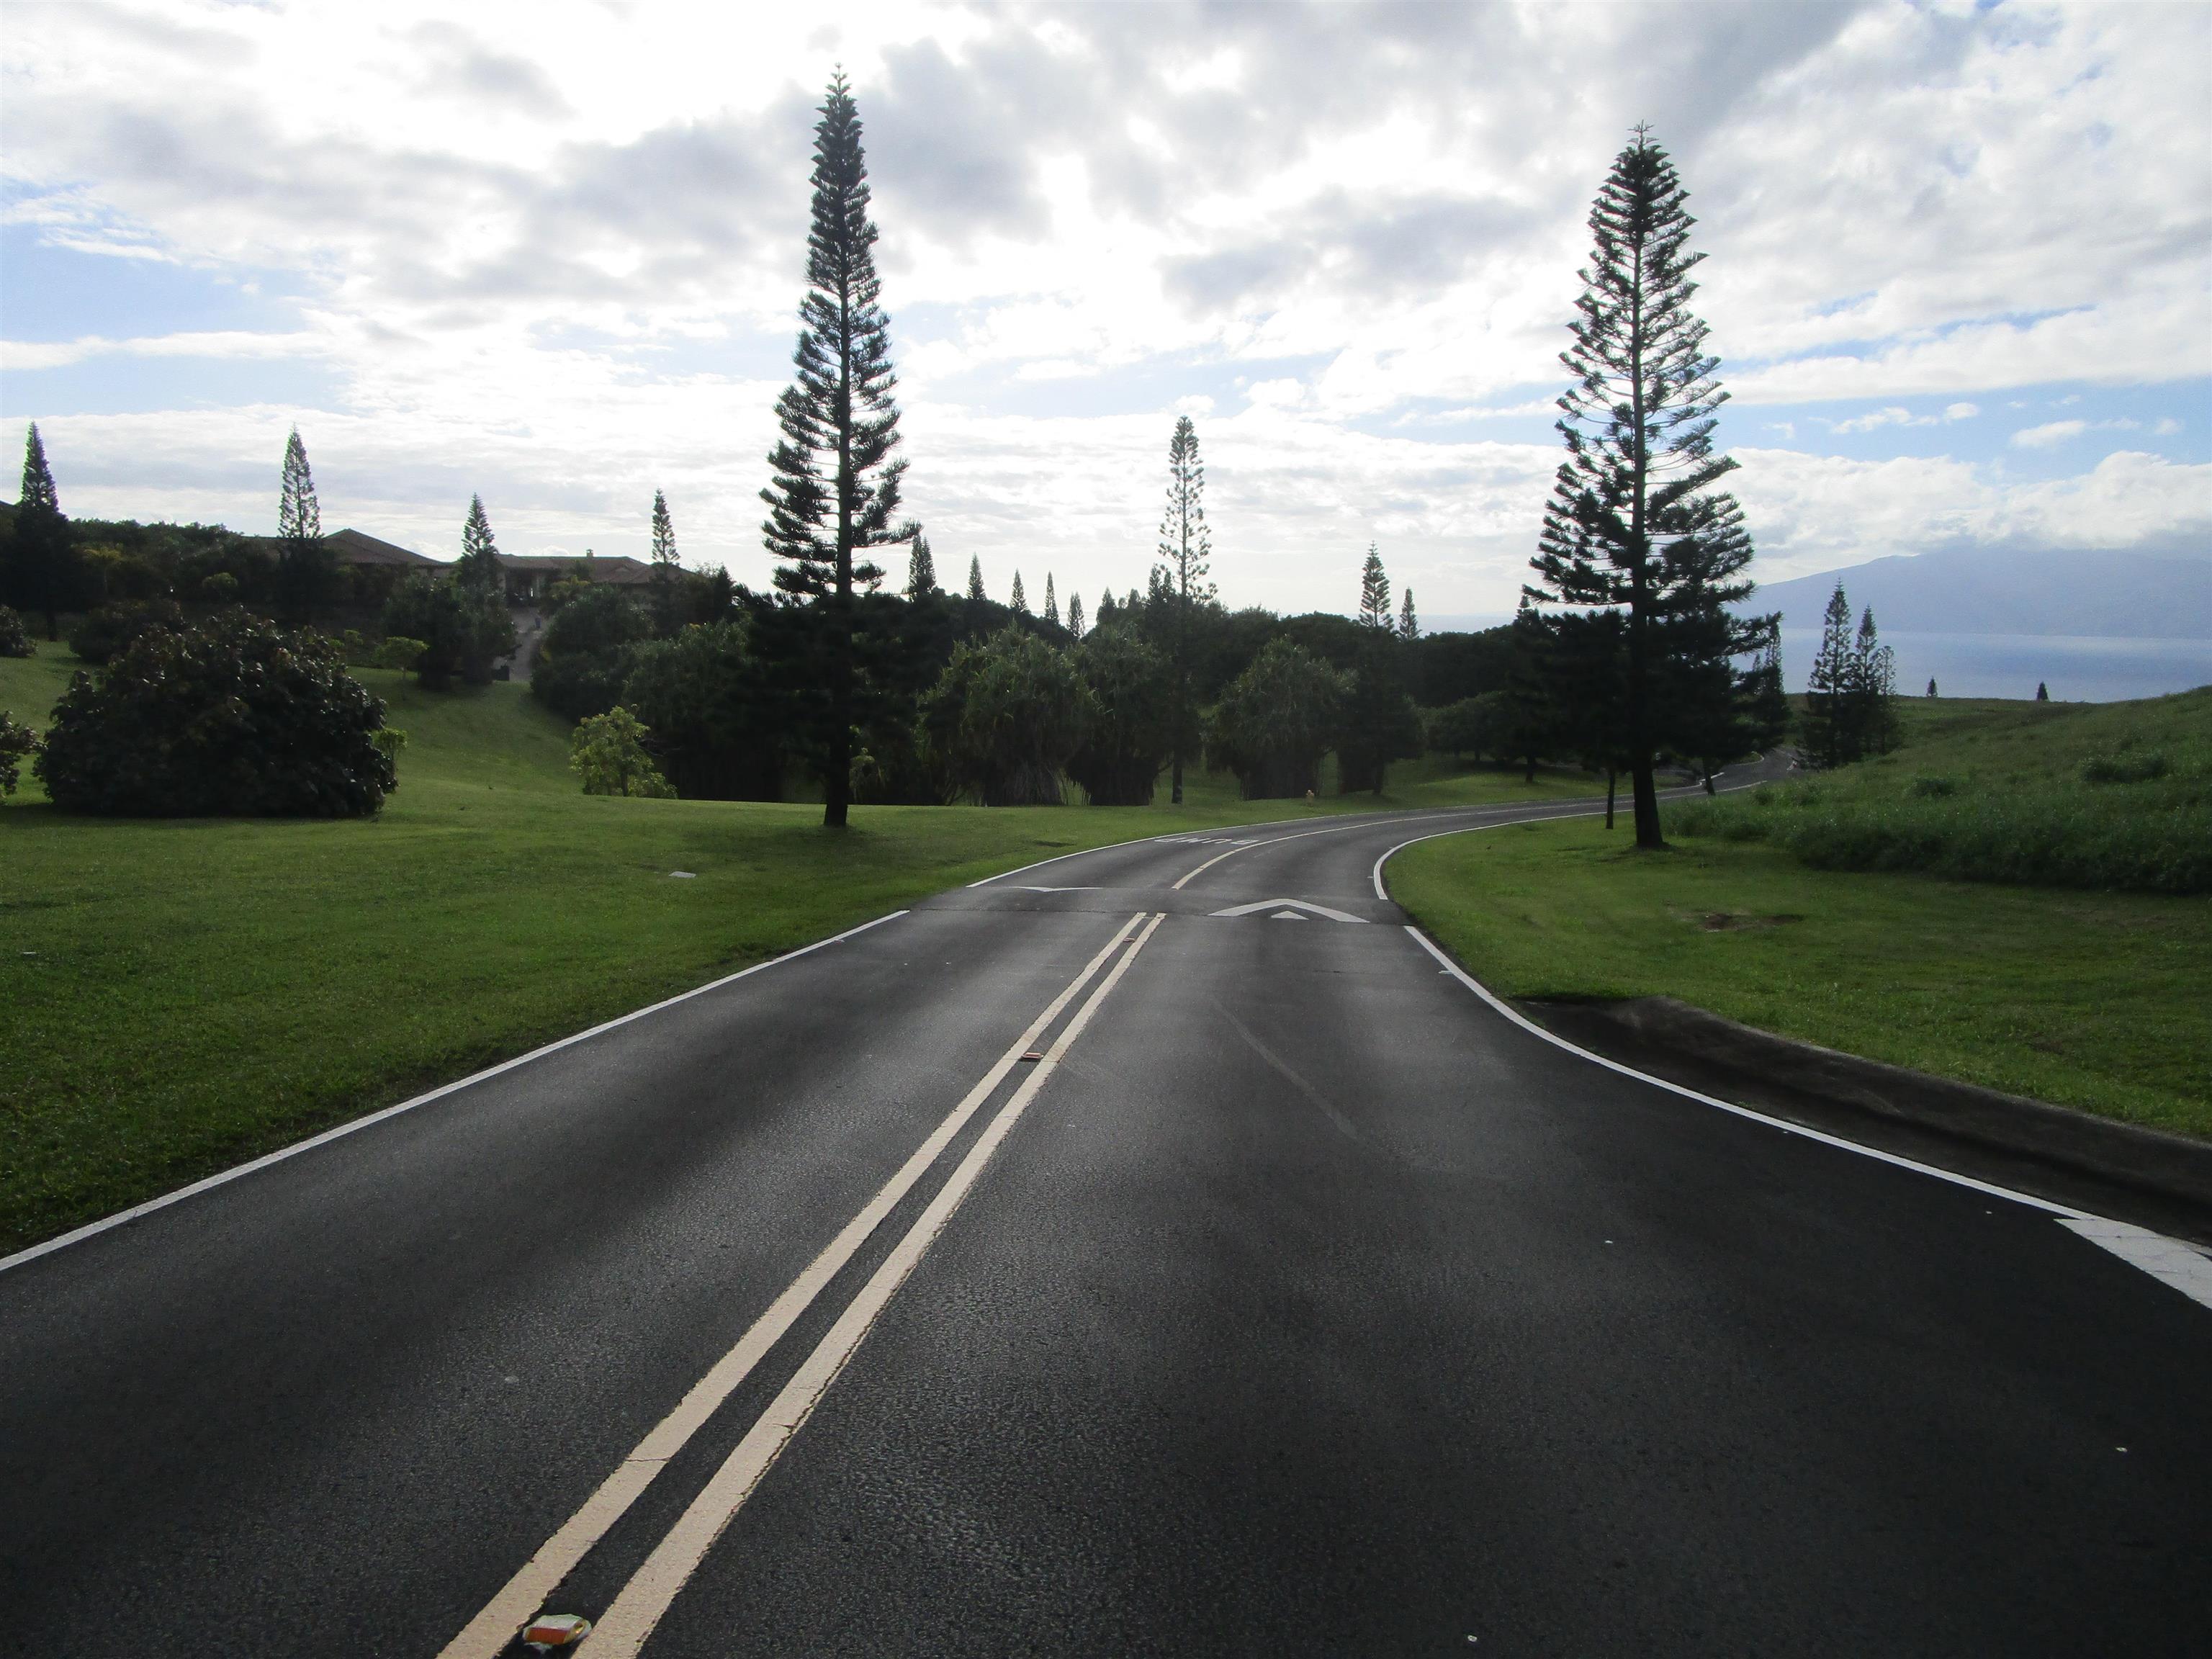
[4,778,2208,1656]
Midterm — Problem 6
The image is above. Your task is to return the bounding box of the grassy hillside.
[1391,691,2211,1139]
[1674,688,2211,892]
[0,663,1599,1251]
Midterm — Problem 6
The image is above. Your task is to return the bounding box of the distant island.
[1751,546,2211,641]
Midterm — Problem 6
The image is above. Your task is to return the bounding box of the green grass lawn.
[0,660,1601,1251]
[1391,806,2211,1141]
[1675,686,2211,893]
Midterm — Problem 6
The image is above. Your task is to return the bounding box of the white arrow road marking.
[1018,885,1099,891]
[1210,898,1370,924]
[1271,911,1307,922]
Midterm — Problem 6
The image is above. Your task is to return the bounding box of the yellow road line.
[436,912,1149,1659]
[586,912,1169,1658]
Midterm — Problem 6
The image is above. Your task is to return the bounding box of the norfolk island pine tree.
[1156,415,1215,805]
[649,489,681,634]
[1527,127,1768,850]
[760,71,914,830]
[11,423,71,639]
[276,427,331,626]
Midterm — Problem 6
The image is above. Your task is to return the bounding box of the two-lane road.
[5,782,2207,1656]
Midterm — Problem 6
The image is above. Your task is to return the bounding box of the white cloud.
[3,331,331,371]
[1,0,2206,615]
[2014,420,2088,448]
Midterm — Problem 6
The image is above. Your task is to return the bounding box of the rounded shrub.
[69,598,186,665]
[36,610,396,817]
[0,604,34,658]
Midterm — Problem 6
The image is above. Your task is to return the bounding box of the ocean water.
[1777,631,2211,703]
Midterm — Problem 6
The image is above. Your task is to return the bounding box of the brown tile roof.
[327,528,439,567]
[498,554,656,585]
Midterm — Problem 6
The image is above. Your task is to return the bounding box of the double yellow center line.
[440,912,1166,1659]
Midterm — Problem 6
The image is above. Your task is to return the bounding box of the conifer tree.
[649,489,681,634]
[1398,587,1419,640]
[1155,415,1215,804]
[1926,677,1938,698]
[1067,592,1085,638]
[1010,571,1028,613]
[907,533,937,598]
[440,495,516,683]
[1358,544,1392,629]
[1804,581,1856,768]
[275,427,331,624]
[9,423,73,639]
[1044,572,1058,626]
[1851,605,1897,755]
[457,494,502,597]
[968,555,986,602]
[760,72,912,829]
[2036,681,2049,701]
[1527,127,1763,848]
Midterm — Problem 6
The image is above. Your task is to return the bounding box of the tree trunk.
[825,290,855,831]
[824,596,852,829]
[1605,768,1616,830]
[1629,753,1662,848]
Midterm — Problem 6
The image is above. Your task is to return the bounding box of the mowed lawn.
[1390,813,2211,1140]
[1,657,1599,1251]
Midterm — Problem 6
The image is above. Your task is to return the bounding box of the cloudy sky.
[3,0,2207,622]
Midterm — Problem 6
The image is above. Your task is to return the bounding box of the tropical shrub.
[924,626,1090,805]
[0,711,36,798]
[382,576,514,690]
[1209,638,1349,799]
[534,587,652,721]
[570,706,675,798]
[36,611,395,817]
[69,598,187,665]
[1066,629,1170,805]
[620,621,783,799]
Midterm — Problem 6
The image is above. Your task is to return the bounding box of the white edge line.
[1401,924,2087,1218]
[0,909,913,1277]
[963,786,1640,891]
[1382,809,2212,1311]
[1372,811,1601,901]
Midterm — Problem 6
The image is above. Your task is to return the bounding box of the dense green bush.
[924,626,1090,805]
[533,587,652,721]
[0,711,36,799]
[35,611,395,817]
[620,621,784,800]
[1209,638,1349,799]
[69,598,187,665]
[570,706,675,798]
[0,604,33,658]
[1066,629,1170,805]
[382,576,514,690]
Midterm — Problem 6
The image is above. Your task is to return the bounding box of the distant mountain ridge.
[1748,547,2210,641]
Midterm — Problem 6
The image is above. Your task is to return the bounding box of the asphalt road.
[4,781,2208,1658]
